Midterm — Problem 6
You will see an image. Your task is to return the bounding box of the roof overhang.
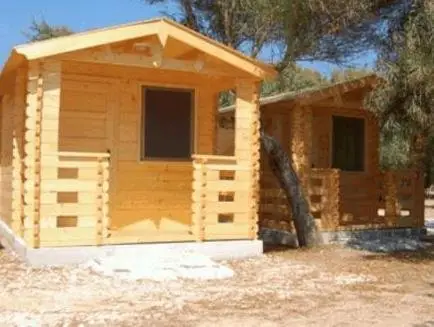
[219,74,381,114]
[0,18,277,95]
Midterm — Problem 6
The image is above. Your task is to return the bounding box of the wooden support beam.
[24,60,62,248]
[58,50,248,78]
[24,62,44,248]
[96,157,104,245]
[11,68,27,237]
[234,80,261,239]
[192,158,206,241]
[384,172,398,225]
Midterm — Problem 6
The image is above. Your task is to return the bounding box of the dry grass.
[1,243,434,327]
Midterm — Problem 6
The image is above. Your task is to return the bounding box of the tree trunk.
[260,130,320,247]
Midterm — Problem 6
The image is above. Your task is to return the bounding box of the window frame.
[330,114,367,172]
[139,85,196,162]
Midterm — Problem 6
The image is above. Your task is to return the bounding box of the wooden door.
[107,82,194,243]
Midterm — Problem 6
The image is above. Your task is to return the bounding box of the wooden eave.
[219,74,381,114]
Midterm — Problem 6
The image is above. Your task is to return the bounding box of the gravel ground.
[0,203,432,327]
[1,244,434,327]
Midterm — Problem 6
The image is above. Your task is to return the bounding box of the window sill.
[139,157,193,163]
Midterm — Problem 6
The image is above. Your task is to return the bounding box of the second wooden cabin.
[218,76,425,234]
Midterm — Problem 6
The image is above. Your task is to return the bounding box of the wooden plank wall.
[0,94,13,226]
[311,104,381,228]
[59,61,219,243]
[11,69,26,237]
[216,94,422,232]
[0,69,26,240]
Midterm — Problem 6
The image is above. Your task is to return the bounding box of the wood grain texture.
[218,87,423,232]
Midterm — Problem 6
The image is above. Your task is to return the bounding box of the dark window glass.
[142,87,193,159]
[332,116,365,171]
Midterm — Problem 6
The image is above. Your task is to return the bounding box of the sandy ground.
[0,203,432,326]
[1,243,434,327]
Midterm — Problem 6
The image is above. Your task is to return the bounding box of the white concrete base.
[0,220,263,267]
[27,240,263,267]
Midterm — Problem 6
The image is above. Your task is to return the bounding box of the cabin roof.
[219,74,380,114]
[0,17,277,84]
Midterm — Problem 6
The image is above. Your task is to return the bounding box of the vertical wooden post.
[384,172,398,226]
[11,68,27,237]
[0,94,12,229]
[96,157,104,245]
[24,62,44,248]
[235,80,260,239]
[199,162,207,241]
[24,60,61,248]
[102,158,110,239]
[192,158,206,241]
[326,170,341,230]
[106,80,119,220]
[413,170,425,228]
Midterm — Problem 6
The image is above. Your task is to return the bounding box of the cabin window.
[141,87,194,160]
[332,116,365,171]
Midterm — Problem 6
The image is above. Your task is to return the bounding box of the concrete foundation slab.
[0,220,263,267]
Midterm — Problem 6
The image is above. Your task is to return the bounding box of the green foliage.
[379,123,411,170]
[367,0,433,178]
[329,67,373,83]
[24,19,73,42]
[261,64,329,97]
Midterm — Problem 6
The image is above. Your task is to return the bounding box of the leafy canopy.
[24,18,73,42]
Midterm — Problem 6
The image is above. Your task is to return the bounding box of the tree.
[262,64,329,97]
[24,18,73,42]
[367,0,433,185]
[143,0,397,68]
[330,67,374,83]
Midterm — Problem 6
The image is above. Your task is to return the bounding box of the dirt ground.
[0,203,433,327]
[1,243,434,327]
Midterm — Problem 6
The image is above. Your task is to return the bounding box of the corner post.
[384,172,398,226]
[11,68,27,237]
[235,79,261,239]
[24,60,61,248]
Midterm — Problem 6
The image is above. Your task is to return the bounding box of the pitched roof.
[0,18,277,81]
[219,74,379,114]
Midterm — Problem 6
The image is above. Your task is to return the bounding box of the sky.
[0,0,376,76]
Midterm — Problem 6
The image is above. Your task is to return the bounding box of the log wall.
[0,69,27,240]
[217,90,424,232]
[56,61,222,244]
[0,93,14,227]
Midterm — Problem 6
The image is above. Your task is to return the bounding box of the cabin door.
[106,83,194,242]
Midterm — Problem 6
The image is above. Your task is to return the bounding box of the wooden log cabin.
[218,76,426,236]
[0,18,277,253]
